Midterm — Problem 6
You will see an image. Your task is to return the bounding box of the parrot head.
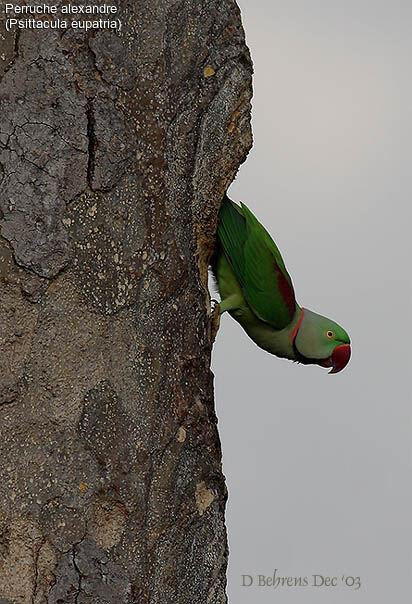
[291,308,351,374]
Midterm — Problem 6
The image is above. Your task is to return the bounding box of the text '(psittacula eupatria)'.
[211,195,351,374]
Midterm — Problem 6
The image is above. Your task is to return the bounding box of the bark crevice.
[86,100,96,190]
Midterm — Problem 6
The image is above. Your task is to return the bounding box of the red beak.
[329,344,351,374]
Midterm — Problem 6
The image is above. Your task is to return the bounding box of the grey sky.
[211,1,412,602]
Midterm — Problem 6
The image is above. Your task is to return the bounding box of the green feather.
[217,195,296,330]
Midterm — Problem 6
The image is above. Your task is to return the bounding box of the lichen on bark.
[0,1,252,602]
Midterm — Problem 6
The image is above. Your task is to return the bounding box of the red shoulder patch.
[274,262,295,318]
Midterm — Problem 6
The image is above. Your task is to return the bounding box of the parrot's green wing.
[217,196,296,329]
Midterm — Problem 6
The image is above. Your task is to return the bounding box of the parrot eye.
[326,330,335,339]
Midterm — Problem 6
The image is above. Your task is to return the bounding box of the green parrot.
[210,194,351,373]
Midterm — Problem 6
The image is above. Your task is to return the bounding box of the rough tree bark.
[0,1,252,602]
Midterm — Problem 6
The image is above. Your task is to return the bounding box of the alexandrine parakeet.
[211,195,351,373]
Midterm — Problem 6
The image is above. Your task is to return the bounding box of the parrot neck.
[233,304,303,361]
[289,307,305,345]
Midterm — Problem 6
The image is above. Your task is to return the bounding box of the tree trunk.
[0,1,252,602]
